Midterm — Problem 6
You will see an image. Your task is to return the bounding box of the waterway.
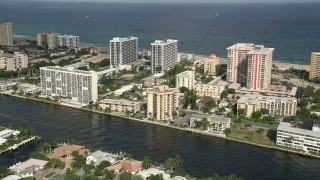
[0,95,319,179]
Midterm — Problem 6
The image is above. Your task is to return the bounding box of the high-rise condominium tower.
[151,39,178,74]
[109,37,138,68]
[0,23,13,46]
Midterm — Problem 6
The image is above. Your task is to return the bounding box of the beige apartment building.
[194,80,228,99]
[227,43,274,91]
[237,94,297,117]
[147,85,179,121]
[309,52,320,80]
[204,54,220,75]
[0,23,13,46]
[37,31,58,49]
[0,52,28,71]
[99,99,140,113]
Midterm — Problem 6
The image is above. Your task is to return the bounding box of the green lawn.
[227,124,275,146]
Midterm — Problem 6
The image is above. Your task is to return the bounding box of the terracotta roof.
[105,159,142,173]
[48,144,88,159]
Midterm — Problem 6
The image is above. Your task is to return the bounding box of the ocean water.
[0,1,320,63]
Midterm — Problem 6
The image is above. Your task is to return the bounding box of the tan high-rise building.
[247,45,274,91]
[227,43,254,84]
[147,85,179,121]
[204,54,220,75]
[227,43,274,90]
[309,52,320,80]
[237,94,297,117]
[37,31,58,50]
[0,23,13,46]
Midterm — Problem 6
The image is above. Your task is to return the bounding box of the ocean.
[1,1,320,64]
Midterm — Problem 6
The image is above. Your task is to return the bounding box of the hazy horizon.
[1,0,320,3]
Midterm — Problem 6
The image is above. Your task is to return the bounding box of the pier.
[0,135,41,155]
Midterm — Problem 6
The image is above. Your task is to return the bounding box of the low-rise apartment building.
[237,94,297,117]
[0,52,28,71]
[190,114,231,132]
[99,99,140,113]
[277,120,320,153]
[194,80,228,99]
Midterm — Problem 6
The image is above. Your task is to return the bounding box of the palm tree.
[142,156,152,169]
[173,155,183,169]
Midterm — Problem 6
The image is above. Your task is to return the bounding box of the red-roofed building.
[106,159,142,173]
[48,144,89,159]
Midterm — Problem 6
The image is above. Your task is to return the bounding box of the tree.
[220,90,229,100]
[149,174,164,180]
[83,163,94,174]
[298,107,310,118]
[298,99,308,108]
[227,88,236,94]
[0,166,11,178]
[64,172,78,180]
[170,168,188,178]
[132,175,144,180]
[224,128,231,136]
[120,172,132,180]
[260,108,269,114]
[143,156,152,169]
[251,111,262,119]
[304,85,315,98]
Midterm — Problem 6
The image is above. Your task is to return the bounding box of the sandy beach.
[218,58,310,71]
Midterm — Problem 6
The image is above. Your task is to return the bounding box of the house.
[9,158,49,178]
[106,159,142,173]
[136,168,171,180]
[86,150,119,165]
[48,144,89,159]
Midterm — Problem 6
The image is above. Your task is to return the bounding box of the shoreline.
[2,94,319,160]
[12,35,311,68]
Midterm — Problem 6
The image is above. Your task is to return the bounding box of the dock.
[0,135,41,155]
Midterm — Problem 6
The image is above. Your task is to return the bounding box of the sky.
[1,0,320,3]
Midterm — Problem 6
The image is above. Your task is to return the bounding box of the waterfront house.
[136,168,171,180]
[106,159,142,173]
[48,144,89,159]
[9,158,48,178]
[86,150,119,165]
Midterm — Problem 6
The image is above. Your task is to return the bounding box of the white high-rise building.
[57,35,79,49]
[151,39,178,74]
[176,71,195,90]
[109,37,138,68]
[40,66,98,104]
